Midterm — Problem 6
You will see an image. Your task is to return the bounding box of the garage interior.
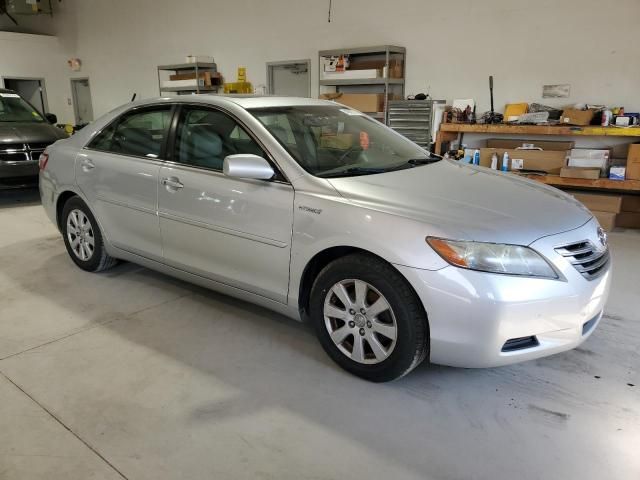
[1,1,639,479]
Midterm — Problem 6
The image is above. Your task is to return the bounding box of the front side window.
[0,92,45,123]
[89,106,172,158]
[174,107,266,171]
[250,105,434,177]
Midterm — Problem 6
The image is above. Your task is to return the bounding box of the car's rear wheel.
[61,196,117,272]
[310,253,429,382]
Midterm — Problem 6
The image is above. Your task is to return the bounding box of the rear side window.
[88,106,172,158]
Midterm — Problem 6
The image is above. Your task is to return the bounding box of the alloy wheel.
[323,279,398,364]
[66,209,95,261]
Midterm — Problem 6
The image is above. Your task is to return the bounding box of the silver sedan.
[39,95,611,381]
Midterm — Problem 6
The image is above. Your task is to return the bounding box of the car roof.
[133,94,334,110]
[0,88,17,94]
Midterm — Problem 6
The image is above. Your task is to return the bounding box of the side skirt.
[109,246,302,322]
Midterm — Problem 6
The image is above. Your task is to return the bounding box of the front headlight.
[426,237,558,279]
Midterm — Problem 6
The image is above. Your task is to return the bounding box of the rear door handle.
[161,176,184,190]
[81,158,95,172]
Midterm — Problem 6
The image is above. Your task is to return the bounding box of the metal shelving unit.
[388,100,446,149]
[157,62,221,95]
[318,45,405,122]
[319,78,405,86]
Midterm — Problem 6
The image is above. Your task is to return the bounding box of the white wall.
[51,0,640,120]
[0,31,75,123]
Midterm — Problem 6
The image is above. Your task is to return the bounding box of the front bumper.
[0,160,39,188]
[396,218,611,368]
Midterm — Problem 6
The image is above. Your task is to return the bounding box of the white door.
[267,61,310,97]
[71,79,94,124]
[158,105,294,303]
[3,78,46,114]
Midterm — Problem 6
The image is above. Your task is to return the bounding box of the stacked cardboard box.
[480,140,573,174]
[617,195,640,229]
[320,92,393,113]
[571,192,640,231]
[627,144,640,180]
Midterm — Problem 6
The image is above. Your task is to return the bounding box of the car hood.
[327,159,592,245]
[0,122,67,144]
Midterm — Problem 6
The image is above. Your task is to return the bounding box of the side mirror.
[223,154,275,180]
[45,113,58,124]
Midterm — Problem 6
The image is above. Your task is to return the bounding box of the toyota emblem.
[597,226,608,248]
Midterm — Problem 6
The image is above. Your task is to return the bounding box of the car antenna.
[131,93,137,102]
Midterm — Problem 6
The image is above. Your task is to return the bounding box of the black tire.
[61,196,118,272]
[310,253,429,382]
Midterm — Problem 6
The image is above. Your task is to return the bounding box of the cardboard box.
[609,166,626,180]
[560,109,595,126]
[567,149,610,174]
[621,195,640,212]
[486,139,574,151]
[185,55,214,63]
[571,192,623,213]
[319,133,353,149]
[480,148,567,174]
[321,93,387,112]
[561,167,601,179]
[616,212,640,228]
[169,71,219,86]
[626,144,640,180]
[349,59,403,78]
[321,69,380,80]
[593,211,617,231]
[161,79,205,88]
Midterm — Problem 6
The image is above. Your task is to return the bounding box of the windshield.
[249,105,435,177]
[0,92,45,123]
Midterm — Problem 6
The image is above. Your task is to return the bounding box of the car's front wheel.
[310,253,429,382]
[61,196,117,272]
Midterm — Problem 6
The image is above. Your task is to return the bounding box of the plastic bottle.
[501,152,509,172]
[473,149,480,166]
[490,152,498,170]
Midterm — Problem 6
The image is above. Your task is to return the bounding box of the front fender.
[288,191,448,309]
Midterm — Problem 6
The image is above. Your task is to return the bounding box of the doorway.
[267,60,310,97]
[2,77,48,114]
[71,78,94,125]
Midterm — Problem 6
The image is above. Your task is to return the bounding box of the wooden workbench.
[435,123,640,193]
[435,123,640,155]
[520,174,640,193]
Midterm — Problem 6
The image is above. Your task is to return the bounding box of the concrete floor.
[0,188,638,480]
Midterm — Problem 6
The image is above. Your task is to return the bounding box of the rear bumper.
[396,218,611,368]
[0,160,38,188]
[39,171,58,227]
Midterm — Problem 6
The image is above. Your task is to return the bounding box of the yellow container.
[504,103,529,122]
[223,81,253,94]
[224,66,253,93]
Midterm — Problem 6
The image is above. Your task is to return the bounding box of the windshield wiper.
[406,157,442,165]
[319,167,388,178]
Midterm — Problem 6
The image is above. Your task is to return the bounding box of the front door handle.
[81,158,95,172]
[161,176,184,191]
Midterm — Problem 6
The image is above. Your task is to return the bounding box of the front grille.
[0,143,28,162]
[27,142,50,151]
[0,142,51,162]
[502,336,539,352]
[555,240,610,280]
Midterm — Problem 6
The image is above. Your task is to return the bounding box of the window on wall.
[174,107,266,171]
[89,106,172,158]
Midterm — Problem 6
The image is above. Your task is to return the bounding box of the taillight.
[39,152,49,171]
